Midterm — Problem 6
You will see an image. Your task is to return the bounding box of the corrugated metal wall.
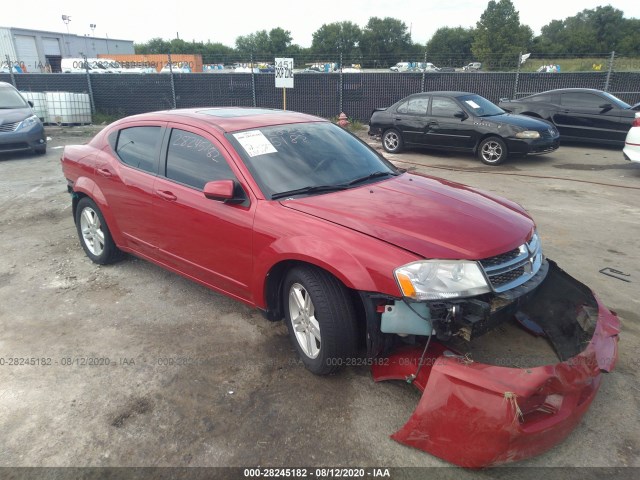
[0,28,18,65]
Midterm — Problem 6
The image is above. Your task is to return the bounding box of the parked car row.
[390,62,482,72]
[369,91,560,165]
[369,88,640,165]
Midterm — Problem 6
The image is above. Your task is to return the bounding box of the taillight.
[633,117,640,127]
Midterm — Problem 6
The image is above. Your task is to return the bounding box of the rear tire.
[478,136,507,165]
[382,129,404,153]
[75,197,123,265]
[283,266,358,375]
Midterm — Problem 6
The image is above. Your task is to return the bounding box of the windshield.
[0,87,28,109]
[227,122,398,199]
[458,94,505,117]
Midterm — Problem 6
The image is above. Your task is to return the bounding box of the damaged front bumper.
[371,261,620,468]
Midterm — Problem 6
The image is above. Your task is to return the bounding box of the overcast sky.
[2,0,639,46]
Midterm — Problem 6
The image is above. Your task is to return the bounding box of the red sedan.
[61,108,619,467]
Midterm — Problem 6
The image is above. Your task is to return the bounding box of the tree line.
[134,0,639,68]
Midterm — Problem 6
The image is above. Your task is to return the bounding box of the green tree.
[235,30,270,56]
[472,0,533,69]
[311,21,362,57]
[360,17,413,67]
[235,28,293,59]
[533,6,634,55]
[135,37,171,54]
[268,27,293,54]
[426,27,475,67]
[618,18,640,56]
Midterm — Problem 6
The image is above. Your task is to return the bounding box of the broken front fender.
[372,262,620,468]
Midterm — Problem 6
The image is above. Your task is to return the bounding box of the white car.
[623,113,640,163]
[390,62,410,72]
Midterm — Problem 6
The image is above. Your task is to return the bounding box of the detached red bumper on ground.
[373,293,619,468]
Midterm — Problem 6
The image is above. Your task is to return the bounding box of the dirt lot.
[0,126,639,475]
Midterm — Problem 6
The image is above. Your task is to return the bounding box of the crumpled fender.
[372,295,619,468]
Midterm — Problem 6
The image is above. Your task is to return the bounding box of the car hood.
[484,113,551,130]
[281,173,535,260]
[0,107,32,124]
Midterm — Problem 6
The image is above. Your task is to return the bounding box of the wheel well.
[264,260,367,342]
[71,191,89,224]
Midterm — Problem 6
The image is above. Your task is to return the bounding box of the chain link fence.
[2,52,639,125]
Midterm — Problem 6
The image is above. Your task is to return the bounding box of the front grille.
[488,266,525,288]
[479,247,520,268]
[0,122,20,133]
[480,233,543,292]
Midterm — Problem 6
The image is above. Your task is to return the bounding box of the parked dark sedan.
[499,88,640,147]
[369,91,559,165]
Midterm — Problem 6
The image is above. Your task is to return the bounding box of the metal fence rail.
[2,71,639,124]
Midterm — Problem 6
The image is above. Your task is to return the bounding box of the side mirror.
[203,179,235,201]
[599,103,613,111]
[454,111,468,120]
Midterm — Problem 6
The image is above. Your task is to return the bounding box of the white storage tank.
[20,91,48,122]
[45,92,92,125]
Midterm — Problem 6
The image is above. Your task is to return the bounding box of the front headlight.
[515,130,541,139]
[394,260,491,300]
[17,114,40,130]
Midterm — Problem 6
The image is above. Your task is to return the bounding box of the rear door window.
[115,126,162,174]
[560,93,603,108]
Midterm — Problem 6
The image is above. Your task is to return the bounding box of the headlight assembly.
[515,130,541,139]
[17,115,40,130]
[394,260,491,300]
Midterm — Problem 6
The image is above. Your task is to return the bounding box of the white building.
[0,26,134,73]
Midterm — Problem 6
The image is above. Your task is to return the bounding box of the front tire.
[75,197,123,265]
[283,266,357,375]
[478,136,507,165]
[382,129,404,153]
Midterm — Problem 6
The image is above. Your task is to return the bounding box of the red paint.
[372,296,620,468]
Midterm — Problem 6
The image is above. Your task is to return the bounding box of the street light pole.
[90,24,96,54]
[61,15,71,56]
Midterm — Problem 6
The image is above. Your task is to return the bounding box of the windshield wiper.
[271,184,349,200]
[346,170,396,186]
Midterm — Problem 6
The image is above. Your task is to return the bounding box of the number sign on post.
[275,58,294,110]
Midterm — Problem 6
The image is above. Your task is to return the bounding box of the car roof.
[403,91,477,99]
[115,108,328,133]
[529,88,606,96]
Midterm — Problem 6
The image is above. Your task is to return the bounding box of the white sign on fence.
[275,58,294,89]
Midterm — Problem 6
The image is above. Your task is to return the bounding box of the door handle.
[395,117,403,121]
[427,121,438,127]
[96,168,112,177]
[156,190,177,201]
